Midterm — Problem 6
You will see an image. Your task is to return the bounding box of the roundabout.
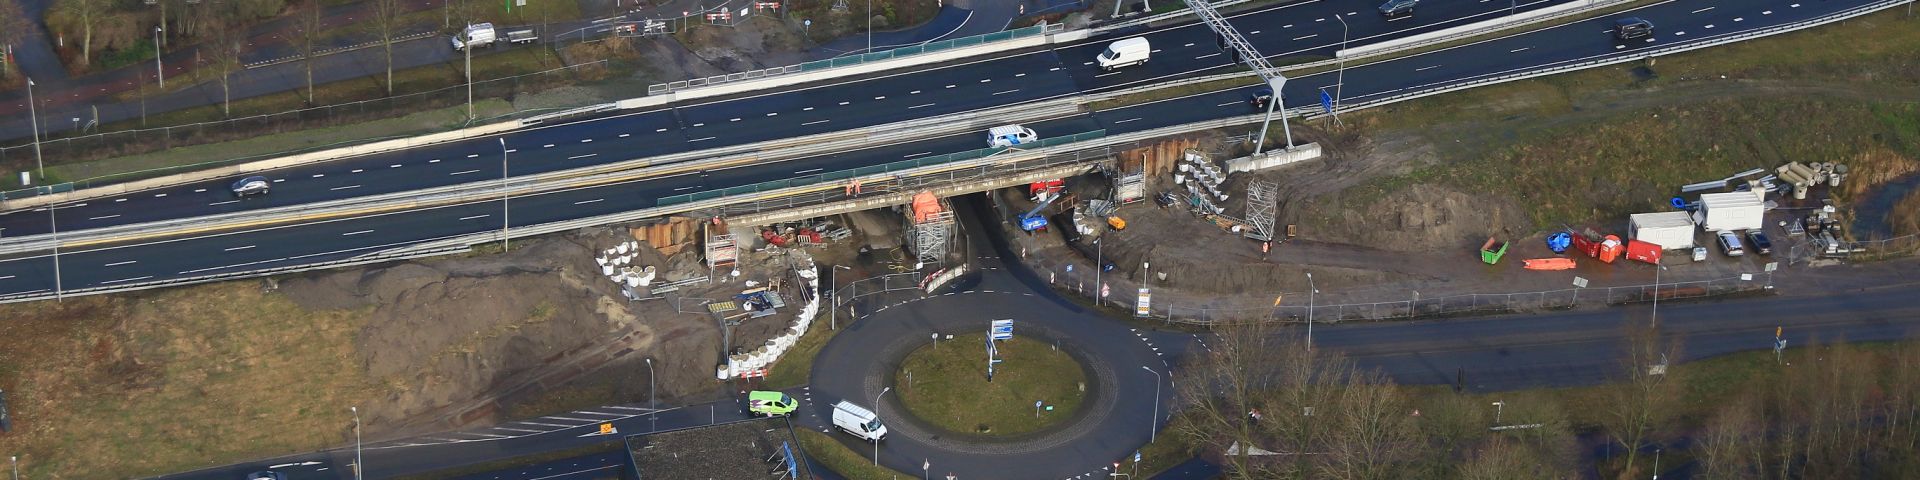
[894,332,1089,437]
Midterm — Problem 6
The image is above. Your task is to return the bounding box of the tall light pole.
[645,357,657,432]
[831,265,851,329]
[1650,264,1666,327]
[11,455,18,480]
[50,205,62,301]
[1332,14,1348,122]
[866,0,873,54]
[1094,238,1104,305]
[873,386,892,466]
[154,26,165,88]
[350,406,363,480]
[26,77,43,180]
[1141,366,1160,443]
[1305,272,1316,350]
[499,138,509,251]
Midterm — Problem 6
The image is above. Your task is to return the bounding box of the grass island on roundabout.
[893,332,1090,437]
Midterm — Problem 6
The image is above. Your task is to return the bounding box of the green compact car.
[749,391,798,417]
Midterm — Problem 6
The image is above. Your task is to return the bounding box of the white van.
[831,401,888,441]
[987,124,1038,148]
[1096,37,1151,71]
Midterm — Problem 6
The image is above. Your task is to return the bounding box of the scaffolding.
[906,191,955,269]
[1244,179,1278,242]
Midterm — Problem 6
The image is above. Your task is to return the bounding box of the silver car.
[1716,231,1745,257]
[230,176,271,197]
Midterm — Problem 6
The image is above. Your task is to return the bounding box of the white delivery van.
[987,124,1038,148]
[831,401,888,441]
[1096,37,1151,71]
[452,23,497,50]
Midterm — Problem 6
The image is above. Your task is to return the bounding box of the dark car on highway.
[1379,0,1418,17]
[1613,17,1655,40]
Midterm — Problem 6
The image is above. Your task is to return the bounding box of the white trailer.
[1697,190,1765,232]
[1629,211,1696,250]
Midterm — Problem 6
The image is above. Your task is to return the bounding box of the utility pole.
[51,205,62,301]
[1183,0,1292,154]
[645,357,657,431]
[26,77,43,181]
[154,26,165,88]
[500,138,509,250]
[350,407,363,480]
[1141,366,1160,443]
[1650,264,1665,327]
[1332,14,1347,123]
[874,387,892,466]
[1305,272,1316,350]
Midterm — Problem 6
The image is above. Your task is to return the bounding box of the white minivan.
[987,124,1039,148]
[1096,37,1151,71]
[831,401,888,441]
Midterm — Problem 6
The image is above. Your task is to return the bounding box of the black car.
[229,175,271,197]
[1746,230,1773,255]
[1379,0,1418,17]
[1249,88,1274,110]
[1613,17,1654,40]
[245,472,286,480]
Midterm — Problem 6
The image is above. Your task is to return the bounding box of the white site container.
[1628,211,1696,250]
[1698,190,1766,232]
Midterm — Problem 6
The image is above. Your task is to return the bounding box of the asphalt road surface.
[0,0,1882,298]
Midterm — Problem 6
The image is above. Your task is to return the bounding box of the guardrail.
[646,23,1064,96]
[655,130,1107,206]
[1333,0,1637,59]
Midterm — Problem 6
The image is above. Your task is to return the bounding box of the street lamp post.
[350,407,363,480]
[866,0,873,53]
[26,77,43,180]
[1305,272,1317,350]
[1141,366,1160,443]
[1651,264,1666,327]
[874,387,892,466]
[500,138,509,251]
[50,205,62,301]
[154,27,165,89]
[1332,14,1348,122]
[831,265,851,330]
[645,357,657,432]
[1095,238,1103,304]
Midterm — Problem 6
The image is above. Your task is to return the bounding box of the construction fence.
[1788,233,1920,264]
[1055,270,1775,326]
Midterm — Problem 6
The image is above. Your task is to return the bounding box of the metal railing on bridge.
[646,23,1064,95]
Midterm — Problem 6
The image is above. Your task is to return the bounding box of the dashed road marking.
[104,260,137,267]
[803,120,830,126]
[330,185,361,191]
[1415,65,1441,71]
[342,230,373,236]
[568,154,598,160]
[910,103,937,109]
[459,214,491,220]
[1293,34,1318,41]
[451,169,480,175]
[689,136,717,142]
[1196,53,1222,59]
[1114,118,1142,124]
[573,199,604,205]
[1691,6,1714,13]
[1510,47,1531,53]
[224,245,256,252]
[992,89,1020,96]
[89,214,120,220]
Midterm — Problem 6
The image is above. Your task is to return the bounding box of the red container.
[1625,239,1664,264]
[1571,232,1603,258]
[1596,235,1624,264]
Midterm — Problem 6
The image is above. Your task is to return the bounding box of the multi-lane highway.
[0,0,1582,237]
[0,0,1899,299]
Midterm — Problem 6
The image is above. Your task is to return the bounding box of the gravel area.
[630,417,814,479]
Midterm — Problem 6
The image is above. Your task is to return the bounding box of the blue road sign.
[1319,89,1335,114]
[991,319,1014,340]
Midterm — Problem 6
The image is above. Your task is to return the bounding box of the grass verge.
[895,333,1087,436]
[766,313,839,389]
[796,429,915,479]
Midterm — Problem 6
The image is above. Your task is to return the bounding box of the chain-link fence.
[0,60,610,194]
[1789,233,1920,264]
[822,270,926,329]
[1052,270,1775,326]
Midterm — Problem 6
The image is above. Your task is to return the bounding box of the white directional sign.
[990,319,1014,340]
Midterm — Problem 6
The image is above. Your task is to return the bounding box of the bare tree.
[1174,320,1284,479]
[50,0,111,68]
[295,0,323,104]
[1458,437,1573,480]
[204,21,245,117]
[1597,325,1681,480]
[1318,368,1417,480]
[1264,339,1349,478]
[369,0,401,94]
[0,0,25,78]
[1697,396,1763,479]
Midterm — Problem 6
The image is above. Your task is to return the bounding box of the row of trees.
[1176,320,1920,479]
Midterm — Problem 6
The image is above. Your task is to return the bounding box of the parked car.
[1746,230,1773,255]
[1613,17,1655,41]
[229,176,271,197]
[748,390,797,417]
[1379,0,1418,17]
[1717,231,1745,257]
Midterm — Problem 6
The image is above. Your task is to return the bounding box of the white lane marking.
[1096,71,1124,77]
[224,245,256,252]
[903,151,933,158]
[505,149,518,153]
[1014,73,1027,77]
[838,101,850,105]
[1114,118,1142,124]
[689,136,717,142]
[581,138,594,142]
[568,154,598,160]
[803,107,815,111]
[1790,3,1800,6]
[1415,65,1441,71]
[692,123,705,127]
[910,103,937,109]
[89,214,120,220]
[1616,45,1626,49]
[459,214,491,220]
[330,185,362,191]
[673,186,697,191]
[979,78,991,83]
[766,112,778,116]
[992,89,1020,96]
[1676,31,1686,35]
[1762,10,1772,14]
[1082,61,1094,65]
[1733,17,1743,21]
[946,84,957,88]
[1151,49,1163,53]
[514,422,577,428]
[155,193,167,197]
[115,198,127,202]
[1216,101,1239,107]
[1388,15,1410,21]
[1048,67,1060,71]
[352,169,365,172]
[492,427,545,433]
[1196,53,1222,59]
[1283,24,1294,28]
[1704,24,1715,28]
[0,276,13,280]
[656,128,668,132]
[194,188,207,193]
[272,179,286,182]
[104,260,138,267]
[1293,34,1318,41]
[604,406,654,411]
[390,164,402,168]
[1510,47,1531,53]
[1249,30,1262,34]
[208,200,238,206]
[543,416,599,423]
[1184,42,1195,47]
[312,174,325,178]
[342,230,374,236]
[874,96,886,100]
[794,168,824,174]
[101,276,153,284]
[544,143,556,147]
[1691,6,1714,13]
[618,134,630,138]
[802,120,830,126]
[1316,17,1325,21]
[467,154,480,158]
[729,118,741,122]
[451,169,481,175]
[428,159,441,163]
